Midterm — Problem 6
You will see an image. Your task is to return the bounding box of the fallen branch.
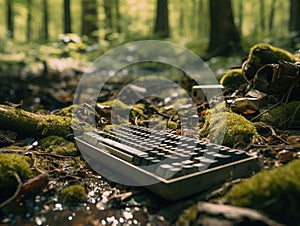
[0,104,73,137]
[0,171,22,208]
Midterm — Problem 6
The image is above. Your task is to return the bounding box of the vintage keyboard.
[76,124,260,201]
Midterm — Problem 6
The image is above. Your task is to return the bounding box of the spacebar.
[99,137,148,158]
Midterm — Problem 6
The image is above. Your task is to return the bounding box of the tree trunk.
[103,0,113,40]
[6,0,14,39]
[259,0,265,31]
[115,0,121,33]
[289,0,300,33]
[237,0,243,34]
[206,0,241,59]
[81,0,98,40]
[268,0,276,34]
[64,0,72,33]
[42,0,49,42]
[26,0,32,41]
[154,0,169,38]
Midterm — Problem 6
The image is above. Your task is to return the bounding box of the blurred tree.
[115,0,121,33]
[268,0,277,34]
[81,0,98,40]
[6,0,14,38]
[289,0,300,34]
[26,0,32,41]
[259,0,265,31]
[206,0,241,58]
[64,0,72,33]
[154,0,169,38]
[237,0,243,33]
[42,0,49,41]
[104,0,113,40]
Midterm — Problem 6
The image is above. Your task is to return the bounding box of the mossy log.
[0,105,72,137]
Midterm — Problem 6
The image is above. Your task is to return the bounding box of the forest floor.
[0,43,300,226]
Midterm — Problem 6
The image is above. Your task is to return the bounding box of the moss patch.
[220,69,246,90]
[37,115,72,137]
[200,111,258,147]
[243,43,296,81]
[260,101,300,129]
[223,159,300,224]
[59,184,87,205]
[57,105,78,117]
[39,135,79,156]
[0,153,33,201]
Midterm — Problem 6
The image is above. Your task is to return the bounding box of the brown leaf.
[17,173,49,202]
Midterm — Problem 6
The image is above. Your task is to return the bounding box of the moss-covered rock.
[220,69,246,90]
[200,111,258,147]
[39,135,79,156]
[223,159,300,225]
[243,43,296,82]
[0,153,33,201]
[260,101,300,129]
[59,184,87,205]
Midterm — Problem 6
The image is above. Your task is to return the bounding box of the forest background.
[1,0,300,60]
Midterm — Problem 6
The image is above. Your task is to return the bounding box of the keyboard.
[75,124,260,201]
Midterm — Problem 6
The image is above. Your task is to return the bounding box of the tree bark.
[64,0,72,33]
[205,0,241,59]
[154,0,170,38]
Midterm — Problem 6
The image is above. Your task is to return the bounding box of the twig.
[288,103,300,128]
[0,171,23,208]
[250,94,286,122]
[31,153,46,174]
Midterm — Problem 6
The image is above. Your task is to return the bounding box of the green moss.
[200,111,258,147]
[223,159,300,224]
[37,115,72,137]
[166,121,178,129]
[39,135,79,156]
[243,43,296,81]
[59,184,87,205]
[57,105,78,117]
[260,101,300,129]
[220,69,246,90]
[100,99,129,111]
[0,153,33,201]
[176,204,198,225]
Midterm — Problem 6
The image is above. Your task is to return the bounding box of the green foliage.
[59,184,88,205]
[243,43,296,81]
[260,101,300,129]
[39,135,79,156]
[200,111,258,147]
[0,154,33,200]
[220,69,246,90]
[223,159,300,224]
